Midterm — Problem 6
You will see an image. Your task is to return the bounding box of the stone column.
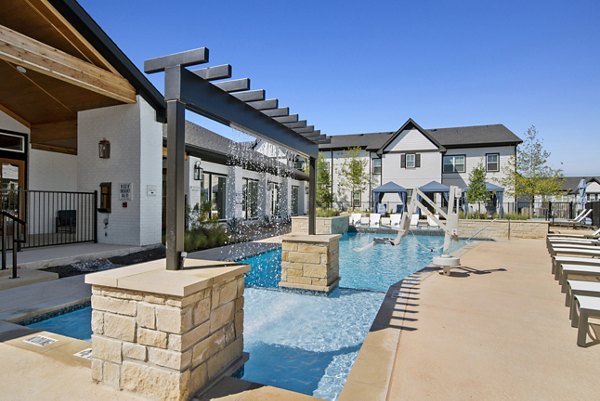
[85,260,248,401]
[279,234,340,293]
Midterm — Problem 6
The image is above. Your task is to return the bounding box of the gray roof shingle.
[318,123,522,151]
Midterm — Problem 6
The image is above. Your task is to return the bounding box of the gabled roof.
[373,181,407,194]
[376,118,445,155]
[318,132,393,151]
[428,124,522,148]
[561,177,600,193]
[318,121,522,153]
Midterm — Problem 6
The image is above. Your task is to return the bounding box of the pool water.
[27,233,467,400]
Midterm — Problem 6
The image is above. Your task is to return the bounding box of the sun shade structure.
[145,47,329,269]
[372,181,408,214]
[462,182,505,216]
[419,180,450,194]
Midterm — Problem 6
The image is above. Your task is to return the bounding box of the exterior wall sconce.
[193,160,203,181]
[98,139,111,159]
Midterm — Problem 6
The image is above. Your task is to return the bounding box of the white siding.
[29,148,77,192]
[0,111,28,133]
[441,145,515,195]
[384,128,438,152]
[381,151,442,190]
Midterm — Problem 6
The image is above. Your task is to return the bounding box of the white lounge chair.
[565,280,600,307]
[409,213,420,227]
[553,255,600,277]
[350,213,362,226]
[559,264,600,292]
[548,243,600,256]
[369,213,381,228]
[390,213,402,227]
[547,227,600,238]
[570,295,600,346]
[551,247,600,258]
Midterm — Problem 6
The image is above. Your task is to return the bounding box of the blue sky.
[80,0,599,176]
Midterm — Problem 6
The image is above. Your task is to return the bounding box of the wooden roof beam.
[0,24,136,103]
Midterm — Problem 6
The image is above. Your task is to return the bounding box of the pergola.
[145,48,329,269]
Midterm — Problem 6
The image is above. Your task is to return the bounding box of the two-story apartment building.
[320,118,522,211]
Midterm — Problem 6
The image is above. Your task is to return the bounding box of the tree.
[500,126,563,216]
[466,162,488,216]
[337,147,370,210]
[316,153,333,208]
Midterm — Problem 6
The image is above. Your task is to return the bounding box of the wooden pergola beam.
[0,24,136,104]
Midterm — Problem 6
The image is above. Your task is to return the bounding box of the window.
[352,191,361,208]
[291,185,300,216]
[401,153,420,169]
[242,178,259,219]
[486,153,499,172]
[199,173,227,220]
[269,182,280,217]
[0,132,25,153]
[372,158,382,175]
[443,155,466,173]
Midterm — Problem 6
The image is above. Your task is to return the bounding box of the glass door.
[0,158,25,214]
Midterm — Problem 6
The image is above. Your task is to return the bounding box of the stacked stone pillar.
[86,261,248,401]
[279,234,340,293]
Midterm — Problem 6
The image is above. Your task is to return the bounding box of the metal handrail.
[1,210,26,279]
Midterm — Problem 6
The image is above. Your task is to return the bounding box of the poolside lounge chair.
[548,243,600,256]
[547,227,600,239]
[558,264,600,292]
[551,247,600,258]
[552,255,600,277]
[350,213,362,226]
[409,214,420,227]
[565,280,600,307]
[570,295,600,346]
[390,213,402,228]
[369,213,381,228]
[554,209,593,227]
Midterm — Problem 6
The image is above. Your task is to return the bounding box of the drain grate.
[23,335,58,347]
[74,348,93,360]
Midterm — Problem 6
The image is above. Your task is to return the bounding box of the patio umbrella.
[372,181,407,213]
[578,178,587,211]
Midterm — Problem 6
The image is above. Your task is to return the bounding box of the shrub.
[184,223,230,252]
[316,208,340,217]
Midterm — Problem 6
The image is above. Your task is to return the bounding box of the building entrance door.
[0,158,25,214]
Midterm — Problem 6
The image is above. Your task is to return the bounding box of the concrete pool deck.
[3,235,600,400]
[342,237,600,401]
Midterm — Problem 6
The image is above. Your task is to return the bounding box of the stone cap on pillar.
[282,234,341,244]
[85,258,249,297]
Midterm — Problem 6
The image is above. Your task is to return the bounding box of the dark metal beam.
[262,107,289,117]
[192,64,232,80]
[294,126,315,134]
[284,120,307,129]
[164,99,186,270]
[308,156,317,235]
[274,114,299,123]
[247,99,278,110]
[213,78,250,93]
[302,130,321,138]
[231,89,265,102]
[171,67,318,157]
[144,47,208,73]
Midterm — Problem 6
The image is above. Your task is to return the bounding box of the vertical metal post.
[165,99,186,270]
[12,220,17,279]
[1,215,5,270]
[308,156,317,235]
[93,190,98,243]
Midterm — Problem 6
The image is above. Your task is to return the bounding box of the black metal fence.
[0,189,97,249]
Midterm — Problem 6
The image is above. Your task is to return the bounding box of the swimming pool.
[27,232,467,400]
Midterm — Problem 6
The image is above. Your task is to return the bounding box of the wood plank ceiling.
[0,0,137,154]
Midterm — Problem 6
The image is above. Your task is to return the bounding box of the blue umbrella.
[578,178,587,211]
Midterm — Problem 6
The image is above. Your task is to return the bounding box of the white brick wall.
[77,96,162,246]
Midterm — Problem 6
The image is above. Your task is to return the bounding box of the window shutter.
[401,154,406,168]
[415,154,421,168]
